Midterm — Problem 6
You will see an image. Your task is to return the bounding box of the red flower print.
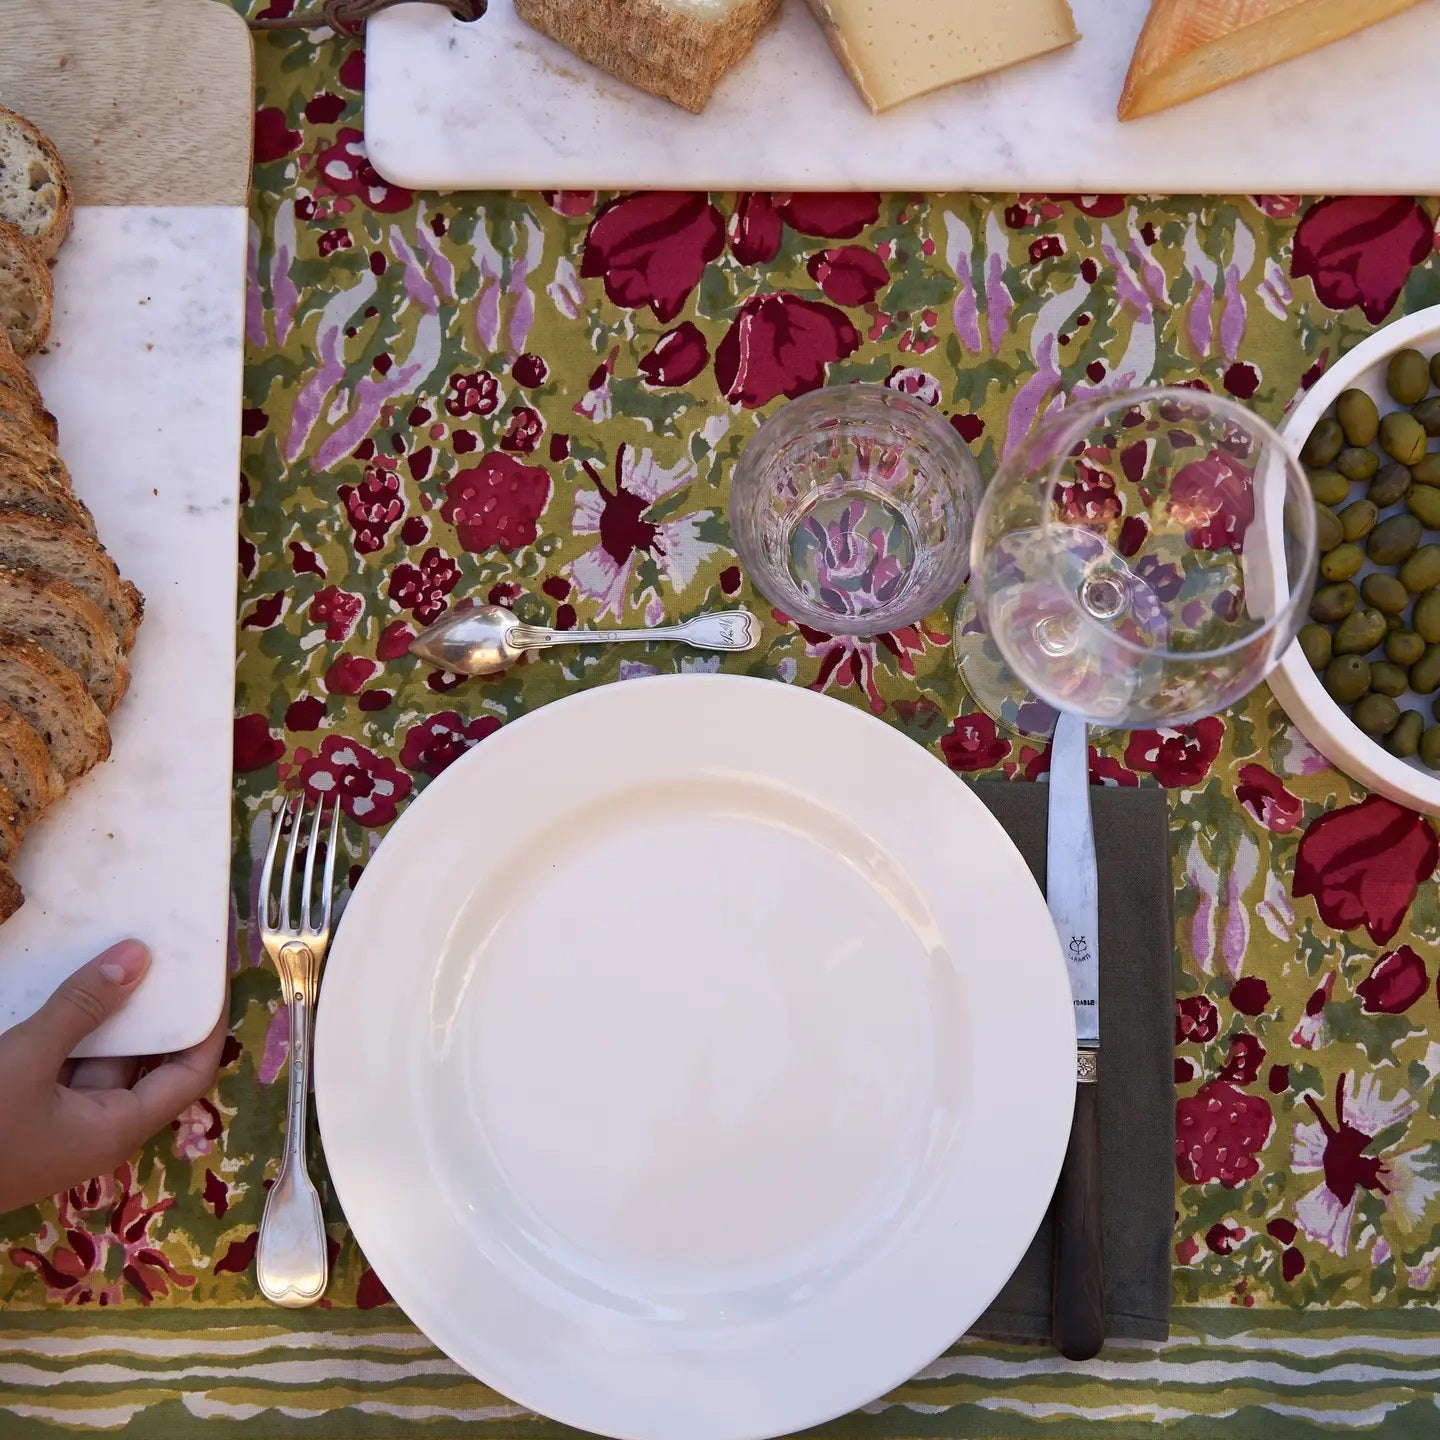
[1292,196,1432,324]
[1293,796,1438,944]
[511,354,548,387]
[253,107,301,164]
[715,292,862,408]
[1236,764,1303,833]
[774,192,880,239]
[730,192,783,264]
[581,191,725,323]
[338,466,405,555]
[324,654,377,695]
[357,1267,393,1308]
[317,227,352,258]
[286,696,326,731]
[1176,1081,1272,1187]
[1357,946,1428,1014]
[305,92,346,125]
[1124,717,1225,789]
[1223,361,1260,399]
[389,547,460,624]
[1047,193,1126,219]
[1056,459,1121,524]
[1175,995,1219,1044]
[542,189,597,217]
[442,453,551,553]
[1168,449,1255,552]
[940,713,1011,773]
[885,366,942,406]
[11,1166,194,1305]
[309,587,363,642]
[1229,976,1271,1015]
[1205,1221,1245,1255]
[445,371,500,418]
[298,735,412,826]
[234,714,284,773]
[638,322,710,388]
[1219,1034,1265,1085]
[501,406,544,453]
[399,711,501,777]
[314,127,414,213]
[807,246,889,307]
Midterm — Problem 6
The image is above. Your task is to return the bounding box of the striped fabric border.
[0,1309,1437,1438]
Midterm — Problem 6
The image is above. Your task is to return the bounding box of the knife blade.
[1046,709,1105,1362]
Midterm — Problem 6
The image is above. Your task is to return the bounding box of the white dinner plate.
[316,675,1074,1440]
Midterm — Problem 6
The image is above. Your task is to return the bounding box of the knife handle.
[1052,1063,1105,1362]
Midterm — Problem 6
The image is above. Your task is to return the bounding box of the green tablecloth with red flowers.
[2,11,1440,1436]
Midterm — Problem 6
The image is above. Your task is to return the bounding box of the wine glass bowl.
[967,388,1316,730]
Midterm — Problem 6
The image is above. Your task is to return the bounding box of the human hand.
[0,940,227,1215]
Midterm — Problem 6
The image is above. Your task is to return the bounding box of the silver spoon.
[409,604,760,675]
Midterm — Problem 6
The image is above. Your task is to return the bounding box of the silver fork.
[256,795,343,1308]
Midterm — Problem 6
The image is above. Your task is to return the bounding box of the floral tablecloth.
[1,10,1440,1436]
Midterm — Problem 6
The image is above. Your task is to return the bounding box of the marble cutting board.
[365,0,1440,193]
[0,0,252,1057]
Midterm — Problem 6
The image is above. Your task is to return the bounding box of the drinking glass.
[960,387,1317,732]
[730,384,982,635]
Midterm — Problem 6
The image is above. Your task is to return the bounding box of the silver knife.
[1046,709,1104,1361]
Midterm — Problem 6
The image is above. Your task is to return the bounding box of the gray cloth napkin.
[967,780,1175,1345]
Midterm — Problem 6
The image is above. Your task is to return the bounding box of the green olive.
[1339,499,1379,540]
[1308,468,1350,507]
[1354,693,1402,737]
[1316,503,1345,553]
[1362,572,1410,614]
[1400,545,1440,594]
[1415,590,1440,643]
[1411,453,1440,487]
[1431,353,1440,390]
[1298,623,1332,670]
[1370,463,1413,508]
[1414,396,1440,438]
[1337,446,1380,484]
[1371,661,1409,698]
[1408,486,1440,529]
[1388,611,1407,632]
[1420,725,1440,770]
[1388,348,1431,406]
[1387,629,1427,666]
[1387,710,1424,758]
[1412,645,1440,694]
[1320,542,1364,581]
[1368,512,1424,565]
[1324,654,1372,704]
[1310,581,1359,624]
[1301,417,1345,468]
[1337,388,1381,446]
[1334,607,1387,655]
[1382,412,1428,466]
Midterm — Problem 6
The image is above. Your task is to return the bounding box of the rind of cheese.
[1119,0,1424,120]
[805,0,1079,114]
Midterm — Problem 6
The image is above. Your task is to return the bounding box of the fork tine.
[281,794,306,932]
[319,800,342,933]
[258,798,288,931]
[301,794,324,931]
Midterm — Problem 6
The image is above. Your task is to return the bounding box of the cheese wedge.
[805,0,1078,114]
[1119,0,1424,120]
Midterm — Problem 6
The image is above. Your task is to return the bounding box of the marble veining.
[0,206,245,1058]
[365,0,1440,192]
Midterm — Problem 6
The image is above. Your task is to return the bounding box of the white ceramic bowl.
[1271,304,1440,813]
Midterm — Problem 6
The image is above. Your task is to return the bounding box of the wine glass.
[958,387,1317,733]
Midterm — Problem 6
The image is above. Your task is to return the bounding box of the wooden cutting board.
[0,0,253,1057]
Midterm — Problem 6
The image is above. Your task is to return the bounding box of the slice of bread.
[0,697,61,823]
[0,568,128,712]
[0,512,141,650]
[0,108,73,262]
[0,782,22,862]
[0,634,110,785]
[0,454,95,533]
[514,0,780,112]
[0,366,57,444]
[0,860,23,921]
[0,409,61,471]
[0,219,51,356]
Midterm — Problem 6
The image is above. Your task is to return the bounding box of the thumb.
[18,941,150,1066]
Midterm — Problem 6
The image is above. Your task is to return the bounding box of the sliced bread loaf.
[0,512,141,649]
[0,697,61,822]
[0,634,110,784]
[0,219,51,356]
[514,0,780,112]
[0,860,23,922]
[0,782,22,862]
[0,369,56,444]
[0,455,94,532]
[0,108,73,261]
[0,568,128,712]
[0,408,62,471]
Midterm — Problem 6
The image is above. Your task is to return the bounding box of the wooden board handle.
[1052,1076,1106,1362]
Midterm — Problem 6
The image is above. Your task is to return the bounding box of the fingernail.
[98,941,150,986]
